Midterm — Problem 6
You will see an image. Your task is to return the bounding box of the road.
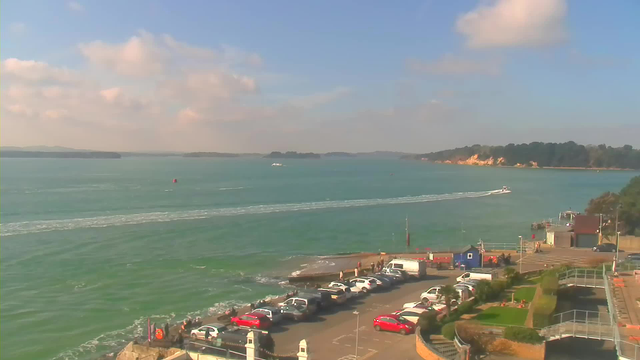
[270,271,460,360]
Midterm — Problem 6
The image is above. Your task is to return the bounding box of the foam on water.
[1,189,497,236]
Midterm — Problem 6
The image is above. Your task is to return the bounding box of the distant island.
[405,142,640,170]
[1,151,121,159]
[324,152,357,157]
[264,151,321,159]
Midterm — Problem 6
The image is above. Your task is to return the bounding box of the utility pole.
[615,207,620,263]
[353,311,360,358]
[519,236,523,273]
[599,214,603,244]
[479,239,484,268]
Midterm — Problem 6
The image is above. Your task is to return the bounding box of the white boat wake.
[1,189,507,236]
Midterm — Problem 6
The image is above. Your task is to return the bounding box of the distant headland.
[264,151,321,159]
[1,150,121,159]
[403,142,640,170]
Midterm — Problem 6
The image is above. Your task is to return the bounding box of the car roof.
[249,312,267,318]
[254,306,277,311]
[378,314,401,320]
[202,323,225,328]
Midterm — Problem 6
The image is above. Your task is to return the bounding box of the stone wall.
[606,236,640,251]
[487,338,545,360]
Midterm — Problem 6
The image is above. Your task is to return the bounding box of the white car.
[455,283,476,295]
[420,286,443,302]
[349,277,378,292]
[403,301,432,310]
[392,309,428,324]
[328,282,363,298]
[190,323,228,340]
[251,306,283,324]
[360,276,389,288]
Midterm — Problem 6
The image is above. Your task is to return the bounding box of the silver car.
[251,306,283,324]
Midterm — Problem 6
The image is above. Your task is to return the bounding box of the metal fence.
[558,268,605,288]
[602,264,640,360]
[185,340,247,359]
[543,310,614,341]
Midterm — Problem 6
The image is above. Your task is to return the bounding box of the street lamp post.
[519,236,523,273]
[615,206,620,263]
[353,310,360,358]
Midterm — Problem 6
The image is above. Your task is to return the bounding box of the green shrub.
[441,322,456,340]
[418,311,439,333]
[490,280,507,297]
[457,301,475,315]
[474,280,494,303]
[504,326,544,344]
[532,294,557,328]
[540,275,559,295]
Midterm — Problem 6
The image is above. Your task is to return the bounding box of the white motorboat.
[271,163,283,167]
[491,186,511,194]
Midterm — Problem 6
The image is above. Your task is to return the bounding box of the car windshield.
[397,316,412,324]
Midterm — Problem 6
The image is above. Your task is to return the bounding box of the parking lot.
[270,272,458,359]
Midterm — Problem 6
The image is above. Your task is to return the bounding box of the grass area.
[475,306,528,326]
[514,287,537,302]
[524,276,543,285]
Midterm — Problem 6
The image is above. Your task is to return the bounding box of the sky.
[1,0,639,153]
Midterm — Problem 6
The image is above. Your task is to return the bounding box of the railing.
[185,340,247,359]
[558,268,605,288]
[543,310,614,341]
[603,264,640,360]
[454,324,470,360]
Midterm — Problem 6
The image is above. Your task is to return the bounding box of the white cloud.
[9,22,26,34]
[100,87,123,103]
[42,109,69,120]
[6,104,35,117]
[456,0,568,48]
[407,54,502,75]
[177,108,202,125]
[288,87,351,109]
[2,58,78,83]
[67,1,84,12]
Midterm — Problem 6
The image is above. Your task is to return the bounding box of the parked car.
[318,288,348,305]
[349,277,378,292]
[190,323,229,340]
[392,309,428,324]
[455,282,476,294]
[385,259,427,278]
[381,268,408,281]
[456,270,497,283]
[373,273,398,285]
[279,304,309,321]
[299,290,333,309]
[420,286,443,302]
[593,243,617,252]
[362,275,391,288]
[373,314,416,335]
[251,306,283,324]
[230,313,272,330]
[403,301,432,311]
[328,281,363,298]
[278,296,319,313]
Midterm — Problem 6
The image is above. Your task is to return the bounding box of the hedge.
[441,322,456,340]
[540,275,559,295]
[418,311,439,334]
[532,294,557,328]
[504,326,544,344]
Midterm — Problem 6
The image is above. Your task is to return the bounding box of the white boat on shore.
[271,163,283,167]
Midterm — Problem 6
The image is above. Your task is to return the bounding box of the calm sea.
[1,157,636,359]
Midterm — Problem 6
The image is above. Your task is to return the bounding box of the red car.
[373,314,416,335]
[231,313,272,329]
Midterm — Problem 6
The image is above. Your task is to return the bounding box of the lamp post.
[353,311,360,358]
[519,236,523,273]
[615,205,620,264]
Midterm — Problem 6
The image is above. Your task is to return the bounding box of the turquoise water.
[1,157,636,359]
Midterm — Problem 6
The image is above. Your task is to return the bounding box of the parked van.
[456,269,497,283]
[385,259,427,278]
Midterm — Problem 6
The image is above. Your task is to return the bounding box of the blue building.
[453,245,481,270]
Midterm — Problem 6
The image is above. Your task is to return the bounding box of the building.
[453,245,481,269]
[546,225,573,248]
[573,215,600,248]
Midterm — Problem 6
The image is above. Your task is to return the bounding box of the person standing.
[354,267,359,277]
[164,323,170,341]
[357,261,361,270]
[370,262,375,273]
[339,270,344,281]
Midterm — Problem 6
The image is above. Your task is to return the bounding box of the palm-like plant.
[440,285,460,316]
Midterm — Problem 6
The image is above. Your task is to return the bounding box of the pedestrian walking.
[357,261,361,269]
[354,268,359,277]
[339,270,344,281]
[370,262,375,273]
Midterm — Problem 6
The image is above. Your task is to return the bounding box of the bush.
[540,274,559,295]
[457,301,475,315]
[474,280,494,303]
[418,311,439,333]
[441,322,456,340]
[504,326,544,344]
[490,280,507,297]
[532,294,557,328]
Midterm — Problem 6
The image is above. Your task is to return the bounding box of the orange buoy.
[172,179,177,183]
[155,328,164,340]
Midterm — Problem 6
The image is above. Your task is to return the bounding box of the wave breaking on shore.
[1,189,498,236]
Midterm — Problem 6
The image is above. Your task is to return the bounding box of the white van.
[386,259,427,278]
[456,269,497,283]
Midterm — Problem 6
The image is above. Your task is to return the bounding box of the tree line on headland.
[585,176,640,236]
[405,142,640,169]
[1,151,121,159]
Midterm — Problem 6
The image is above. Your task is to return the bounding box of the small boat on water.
[491,186,511,194]
[271,163,283,167]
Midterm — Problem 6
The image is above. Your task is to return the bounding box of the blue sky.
[1,0,639,152]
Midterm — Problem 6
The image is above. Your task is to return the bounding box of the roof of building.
[455,245,478,254]
[573,215,600,234]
